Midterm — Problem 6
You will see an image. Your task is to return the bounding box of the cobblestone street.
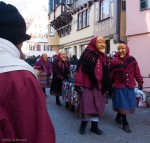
[46,89,150,143]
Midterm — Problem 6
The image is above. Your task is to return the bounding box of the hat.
[0,1,31,45]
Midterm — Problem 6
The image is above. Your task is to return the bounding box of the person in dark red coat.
[0,2,55,142]
[74,37,111,135]
[50,51,70,105]
[109,42,143,133]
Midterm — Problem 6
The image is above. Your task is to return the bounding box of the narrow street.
[45,88,150,143]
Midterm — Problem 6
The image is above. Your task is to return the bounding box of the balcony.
[50,3,72,30]
[51,12,72,30]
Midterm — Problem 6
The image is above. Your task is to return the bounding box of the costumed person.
[109,42,143,133]
[0,2,55,142]
[34,53,52,96]
[70,55,78,65]
[50,51,70,105]
[74,37,111,135]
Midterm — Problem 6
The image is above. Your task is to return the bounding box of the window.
[44,45,50,51]
[140,0,150,10]
[65,48,72,58]
[87,9,90,26]
[100,0,110,20]
[46,45,50,51]
[122,0,126,11]
[82,11,86,28]
[33,46,35,51]
[81,45,87,53]
[78,13,82,30]
[49,25,55,36]
[29,45,33,51]
[61,0,66,3]
[29,45,36,51]
[77,9,90,30]
[66,0,73,4]
[37,45,41,51]
[49,0,54,12]
[57,25,71,38]
[74,46,77,56]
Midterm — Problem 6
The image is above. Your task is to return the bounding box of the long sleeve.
[134,62,144,85]
[74,67,83,86]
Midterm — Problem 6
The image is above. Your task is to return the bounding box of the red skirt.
[77,87,105,119]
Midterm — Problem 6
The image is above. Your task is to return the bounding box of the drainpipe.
[54,0,56,20]
[116,0,121,42]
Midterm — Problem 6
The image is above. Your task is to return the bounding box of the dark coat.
[51,59,70,95]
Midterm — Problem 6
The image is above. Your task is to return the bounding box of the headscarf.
[56,52,69,69]
[34,54,52,74]
[109,44,137,81]
[86,36,98,51]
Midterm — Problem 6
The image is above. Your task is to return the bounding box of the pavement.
[45,88,150,143]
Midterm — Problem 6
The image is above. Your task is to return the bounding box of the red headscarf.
[56,53,68,69]
[86,36,98,51]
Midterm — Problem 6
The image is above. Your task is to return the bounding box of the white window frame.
[50,25,55,36]
[87,9,90,26]
[83,11,86,28]
[100,0,110,20]
[78,13,82,30]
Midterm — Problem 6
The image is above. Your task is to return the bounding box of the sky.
[1,0,48,18]
[1,0,49,29]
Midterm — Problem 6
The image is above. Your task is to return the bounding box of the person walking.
[109,42,143,133]
[0,2,55,142]
[34,53,52,96]
[74,36,111,135]
[70,55,78,65]
[50,51,70,105]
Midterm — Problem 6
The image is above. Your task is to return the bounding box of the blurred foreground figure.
[0,2,55,142]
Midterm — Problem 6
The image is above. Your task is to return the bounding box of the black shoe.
[115,113,122,124]
[115,117,122,124]
[56,102,62,105]
[79,121,88,135]
[71,105,75,112]
[66,102,69,108]
[90,127,103,135]
[56,96,62,105]
[90,121,103,135]
[80,127,85,134]
[122,125,132,133]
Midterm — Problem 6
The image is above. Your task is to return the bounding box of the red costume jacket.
[109,53,143,88]
[0,71,55,143]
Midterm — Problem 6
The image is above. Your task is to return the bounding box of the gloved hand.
[138,85,143,90]
[74,85,83,95]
